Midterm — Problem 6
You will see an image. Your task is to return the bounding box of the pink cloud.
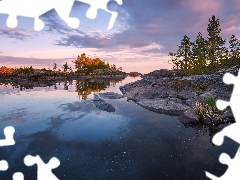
[0,28,32,40]
[185,0,222,13]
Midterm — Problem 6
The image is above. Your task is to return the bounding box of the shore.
[119,66,239,126]
[0,73,127,81]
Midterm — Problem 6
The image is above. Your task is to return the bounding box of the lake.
[0,76,238,180]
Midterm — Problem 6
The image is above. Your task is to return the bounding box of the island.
[120,15,240,126]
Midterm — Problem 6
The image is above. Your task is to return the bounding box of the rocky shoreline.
[119,66,239,126]
[0,74,127,82]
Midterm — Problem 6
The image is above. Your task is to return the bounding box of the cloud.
[40,10,76,35]
[185,0,222,13]
[2,0,240,74]
[0,28,32,41]
[140,48,163,54]
[52,0,240,55]
[0,55,74,69]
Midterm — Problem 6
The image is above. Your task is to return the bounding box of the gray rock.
[93,94,101,101]
[178,109,199,124]
[99,92,124,99]
[137,98,190,116]
[220,108,234,120]
[177,90,197,100]
[92,94,115,112]
[202,118,221,126]
[119,66,239,125]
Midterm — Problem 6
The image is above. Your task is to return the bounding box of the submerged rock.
[99,92,124,99]
[178,109,199,124]
[137,98,190,116]
[93,94,101,101]
[92,94,115,112]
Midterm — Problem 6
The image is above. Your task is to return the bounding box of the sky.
[0,0,240,73]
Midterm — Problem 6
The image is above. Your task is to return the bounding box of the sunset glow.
[0,0,239,73]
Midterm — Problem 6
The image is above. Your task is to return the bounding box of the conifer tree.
[53,63,57,71]
[192,32,207,74]
[206,15,227,71]
[176,35,194,74]
[229,35,240,59]
[168,52,180,70]
[62,62,70,76]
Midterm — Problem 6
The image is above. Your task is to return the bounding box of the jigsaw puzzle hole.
[13,172,24,180]
[7,16,18,28]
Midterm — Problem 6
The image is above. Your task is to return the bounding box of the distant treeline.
[169,15,240,75]
[0,53,124,78]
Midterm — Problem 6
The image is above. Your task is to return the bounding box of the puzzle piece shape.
[206,69,240,179]
[212,70,240,146]
[12,172,24,180]
[0,0,122,31]
[0,160,8,171]
[206,146,240,179]
[0,0,79,31]
[77,0,123,30]
[24,155,60,180]
[0,126,15,147]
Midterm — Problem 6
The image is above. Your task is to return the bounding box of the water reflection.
[0,78,124,100]
[75,80,118,100]
[0,76,238,179]
[183,123,228,141]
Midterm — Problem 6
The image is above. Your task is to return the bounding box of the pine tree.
[53,63,57,71]
[176,35,194,74]
[206,15,227,71]
[168,52,180,70]
[192,32,207,74]
[62,62,70,76]
[229,35,240,59]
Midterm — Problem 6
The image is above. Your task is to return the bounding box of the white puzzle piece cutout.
[0,0,123,31]
[76,0,123,30]
[0,160,8,171]
[206,147,240,180]
[0,0,79,31]
[0,126,15,147]
[206,69,240,179]
[12,172,24,180]
[24,155,60,180]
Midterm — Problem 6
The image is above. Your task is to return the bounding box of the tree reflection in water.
[75,80,119,100]
[0,78,123,100]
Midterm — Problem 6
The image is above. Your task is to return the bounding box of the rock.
[99,92,124,99]
[202,118,221,126]
[177,90,197,100]
[178,109,199,124]
[220,108,234,120]
[93,101,115,112]
[137,98,190,116]
[92,94,115,112]
[119,66,239,126]
[93,94,101,101]
[182,99,195,108]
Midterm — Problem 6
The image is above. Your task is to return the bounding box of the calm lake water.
[0,76,238,180]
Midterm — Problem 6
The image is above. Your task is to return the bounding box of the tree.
[62,62,70,76]
[73,54,86,74]
[73,53,115,75]
[53,63,57,71]
[176,35,194,74]
[191,32,208,74]
[229,35,240,59]
[206,15,227,71]
[168,52,180,71]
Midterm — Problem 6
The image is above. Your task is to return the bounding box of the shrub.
[195,97,222,120]
[204,96,217,107]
